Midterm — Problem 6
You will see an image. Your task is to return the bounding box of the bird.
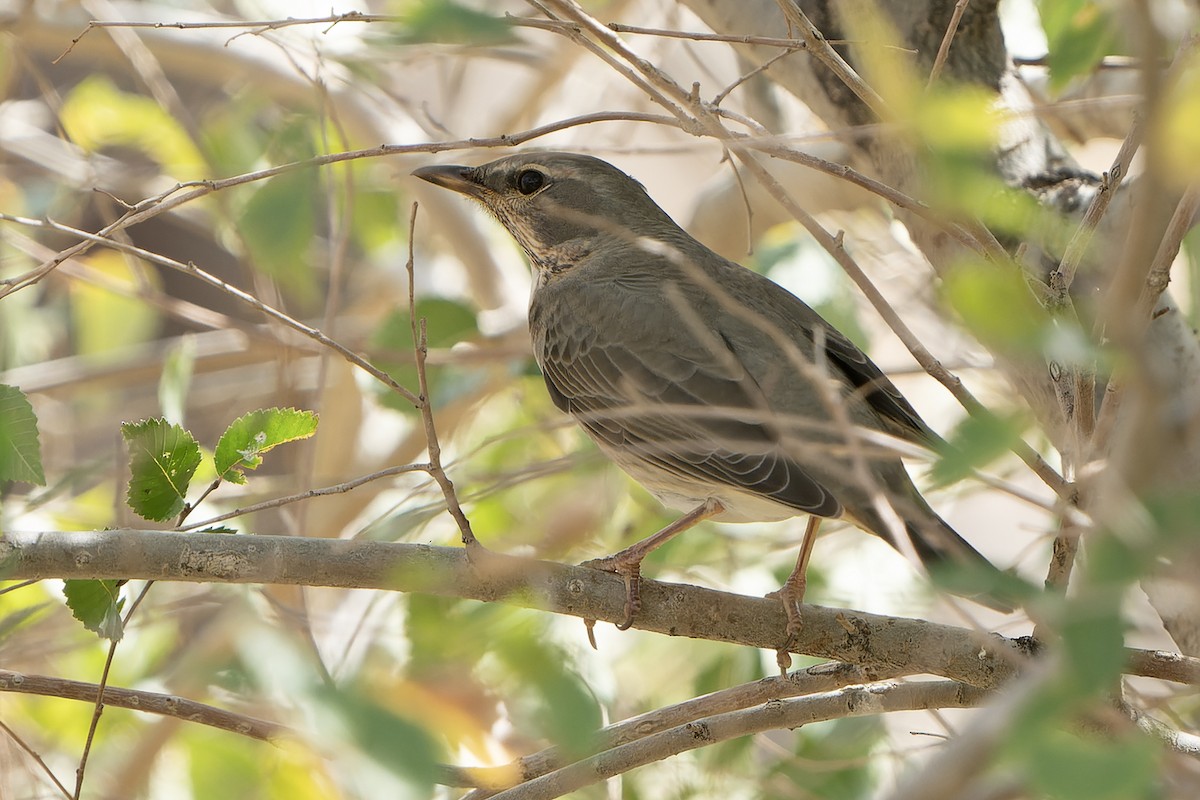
[413,151,1011,660]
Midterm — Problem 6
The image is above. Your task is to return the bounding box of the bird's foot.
[768,572,808,675]
[580,554,644,631]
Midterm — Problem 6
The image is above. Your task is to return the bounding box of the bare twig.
[927,0,969,87]
[1048,113,1144,303]
[713,48,799,106]
[0,670,285,742]
[0,578,40,596]
[178,464,431,531]
[772,0,889,118]
[406,203,479,548]
[73,637,120,798]
[0,111,686,301]
[55,12,395,62]
[605,21,811,48]
[0,718,73,800]
[1,215,420,406]
[1136,184,1200,320]
[1052,33,1199,302]
[481,680,987,800]
[458,661,904,792]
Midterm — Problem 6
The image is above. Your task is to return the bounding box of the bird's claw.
[771,574,807,675]
[581,555,644,631]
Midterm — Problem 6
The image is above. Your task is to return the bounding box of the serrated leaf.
[0,384,45,485]
[214,408,317,485]
[122,418,202,521]
[63,579,124,640]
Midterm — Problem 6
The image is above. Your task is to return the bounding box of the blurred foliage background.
[1,1,1200,798]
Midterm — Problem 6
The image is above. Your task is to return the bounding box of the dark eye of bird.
[516,169,545,195]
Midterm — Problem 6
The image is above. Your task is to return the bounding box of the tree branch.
[5,530,1200,688]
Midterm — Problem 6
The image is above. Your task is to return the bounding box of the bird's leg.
[582,498,724,630]
[773,515,822,674]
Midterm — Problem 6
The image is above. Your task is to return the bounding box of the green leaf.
[63,579,124,640]
[371,299,479,413]
[399,0,515,44]
[494,623,601,757]
[314,685,442,790]
[60,75,207,179]
[214,408,318,485]
[159,335,196,427]
[70,251,161,357]
[1026,730,1158,800]
[1060,597,1127,694]
[943,263,1050,356]
[122,418,202,522]
[930,410,1027,486]
[1036,0,1120,92]
[0,384,45,485]
[240,169,317,299]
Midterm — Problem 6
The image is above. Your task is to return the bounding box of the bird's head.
[413,152,679,271]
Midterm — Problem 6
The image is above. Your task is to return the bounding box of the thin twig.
[55,12,395,62]
[772,0,889,118]
[1136,184,1200,320]
[460,661,906,792]
[178,464,431,531]
[2,216,420,406]
[0,113,681,300]
[406,203,479,548]
[72,582,158,797]
[73,638,120,798]
[1052,33,1199,302]
[927,0,969,87]
[0,578,40,596]
[482,680,987,800]
[605,21,810,48]
[1049,114,1144,303]
[713,48,798,107]
[0,669,286,742]
[0,718,73,800]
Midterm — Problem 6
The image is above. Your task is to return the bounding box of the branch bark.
[4,530,1199,688]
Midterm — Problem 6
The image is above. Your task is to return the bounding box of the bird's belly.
[595,440,810,524]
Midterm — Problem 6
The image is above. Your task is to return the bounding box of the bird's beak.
[411,164,482,197]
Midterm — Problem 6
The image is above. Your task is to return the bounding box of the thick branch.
[4,531,1199,689]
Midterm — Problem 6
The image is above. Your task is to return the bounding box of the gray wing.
[819,325,937,446]
[725,263,937,447]
[537,316,841,518]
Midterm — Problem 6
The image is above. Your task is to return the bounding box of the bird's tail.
[905,510,1017,614]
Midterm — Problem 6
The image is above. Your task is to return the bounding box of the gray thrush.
[413,152,1011,655]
